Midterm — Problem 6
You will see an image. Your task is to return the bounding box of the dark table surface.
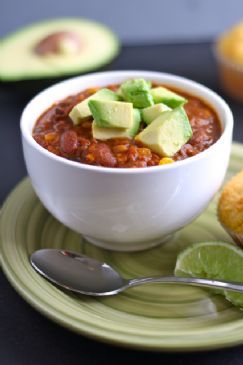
[1,42,243,365]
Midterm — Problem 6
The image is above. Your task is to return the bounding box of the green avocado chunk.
[119,79,154,108]
[142,103,171,124]
[88,100,134,128]
[151,87,187,108]
[93,108,141,140]
[136,107,192,157]
[69,88,119,124]
[0,19,120,81]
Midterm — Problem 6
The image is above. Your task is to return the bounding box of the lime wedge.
[175,241,243,307]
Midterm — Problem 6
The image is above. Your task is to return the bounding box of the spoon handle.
[127,276,243,293]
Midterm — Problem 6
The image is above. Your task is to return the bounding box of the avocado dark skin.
[0,19,120,101]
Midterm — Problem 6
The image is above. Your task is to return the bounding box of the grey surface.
[1,0,243,43]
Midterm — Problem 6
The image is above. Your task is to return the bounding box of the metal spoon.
[30,249,243,296]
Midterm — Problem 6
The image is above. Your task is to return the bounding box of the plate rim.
[1,142,243,352]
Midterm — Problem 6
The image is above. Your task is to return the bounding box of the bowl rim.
[21,70,233,175]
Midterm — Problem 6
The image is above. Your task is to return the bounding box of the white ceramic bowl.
[21,71,233,251]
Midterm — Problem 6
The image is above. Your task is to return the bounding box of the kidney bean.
[60,130,78,154]
[94,143,117,167]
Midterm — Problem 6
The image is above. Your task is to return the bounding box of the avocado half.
[0,18,119,82]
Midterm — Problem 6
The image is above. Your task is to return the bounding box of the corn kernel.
[137,148,152,157]
[87,87,99,94]
[113,145,129,153]
[44,132,57,142]
[86,153,95,162]
[159,157,174,165]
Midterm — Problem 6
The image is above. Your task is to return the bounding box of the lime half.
[175,241,243,308]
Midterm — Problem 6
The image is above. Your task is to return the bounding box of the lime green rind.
[175,241,243,308]
[0,18,120,81]
[1,142,243,351]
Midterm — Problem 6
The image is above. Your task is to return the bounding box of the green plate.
[1,142,243,352]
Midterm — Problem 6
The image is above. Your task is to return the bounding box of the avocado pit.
[34,31,81,56]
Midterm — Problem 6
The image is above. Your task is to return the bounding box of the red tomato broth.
[32,84,222,168]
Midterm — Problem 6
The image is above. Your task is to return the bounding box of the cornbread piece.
[218,170,243,246]
[217,22,243,66]
[216,22,243,101]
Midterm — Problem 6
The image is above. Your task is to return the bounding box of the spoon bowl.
[30,249,243,296]
[31,249,127,296]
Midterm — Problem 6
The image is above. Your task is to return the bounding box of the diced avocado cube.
[142,103,171,124]
[133,108,142,125]
[88,100,134,129]
[136,107,192,157]
[119,79,154,108]
[93,108,141,140]
[69,88,119,124]
[150,87,187,108]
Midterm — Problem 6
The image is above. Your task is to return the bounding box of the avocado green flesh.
[88,100,134,129]
[119,79,153,108]
[142,103,171,124]
[151,87,187,108]
[93,108,141,140]
[69,88,118,124]
[0,18,120,81]
[127,93,154,108]
[136,107,192,157]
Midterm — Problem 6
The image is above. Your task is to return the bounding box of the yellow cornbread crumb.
[159,157,174,165]
[218,170,243,234]
[217,22,243,66]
